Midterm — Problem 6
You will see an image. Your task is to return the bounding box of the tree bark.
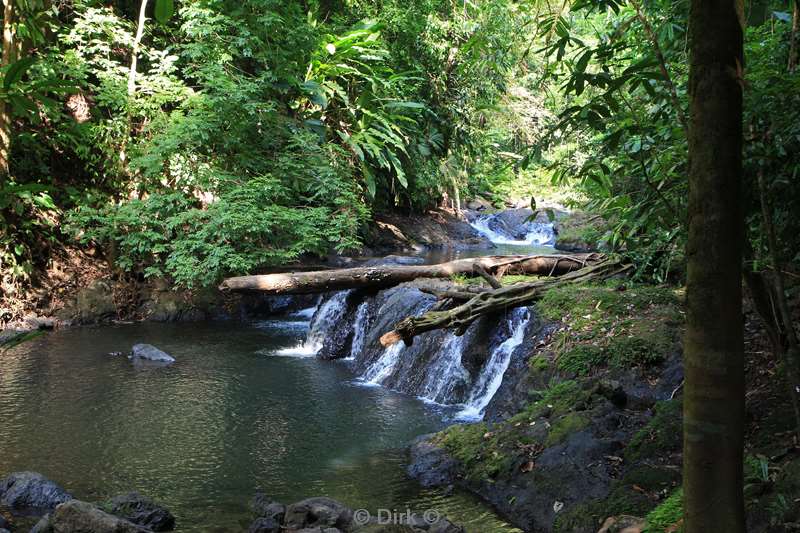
[219,254,604,294]
[0,0,18,176]
[380,259,630,346]
[684,1,745,532]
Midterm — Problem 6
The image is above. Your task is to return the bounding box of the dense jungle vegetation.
[0,0,797,293]
[1,1,800,532]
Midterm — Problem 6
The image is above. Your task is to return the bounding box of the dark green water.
[0,320,520,532]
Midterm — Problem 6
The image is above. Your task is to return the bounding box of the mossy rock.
[546,412,591,447]
[625,400,682,463]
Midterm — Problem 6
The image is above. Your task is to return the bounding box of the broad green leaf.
[154,0,174,25]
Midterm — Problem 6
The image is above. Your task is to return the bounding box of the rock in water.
[45,500,149,532]
[252,492,286,523]
[108,492,175,531]
[130,344,176,364]
[406,435,459,488]
[0,472,72,511]
[284,497,353,530]
[248,516,281,533]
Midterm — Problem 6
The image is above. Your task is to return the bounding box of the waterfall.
[417,333,471,404]
[470,213,554,246]
[361,342,404,384]
[347,302,370,360]
[457,307,531,420]
[274,290,350,357]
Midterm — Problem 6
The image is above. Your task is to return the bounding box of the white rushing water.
[417,333,470,405]
[470,214,554,246]
[347,302,370,360]
[273,291,350,357]
[361,342,404,384]
[457,307,531,420]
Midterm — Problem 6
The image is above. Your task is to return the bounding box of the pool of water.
[0,320,520,531]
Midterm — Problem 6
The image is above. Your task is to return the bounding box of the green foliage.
[643,489,683,533]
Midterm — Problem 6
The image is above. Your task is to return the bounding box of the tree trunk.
[128,0,148,96]
[0,0,17,176]
[219,254,604,294]
[683,1,745,532]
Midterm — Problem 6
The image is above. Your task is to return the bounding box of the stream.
[0,213,555,532]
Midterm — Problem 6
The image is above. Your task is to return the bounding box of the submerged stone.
[284,497,353,530]
[47,500,149,532]
[107,491,175,531]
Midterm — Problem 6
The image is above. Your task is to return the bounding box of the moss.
[537,282,681,377]
[514,380,587,422]
[545,412,590,446]
[529,356,551,373]
[626,400,682,462]
[553,484,654,533]
[556,344,606,375]
[435,422,515,482]
[643,489,683,533]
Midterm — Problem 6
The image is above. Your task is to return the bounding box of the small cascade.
[470,213,554,246]
[417,333,471,404]
[274,290,350,357]
[347,302,370,360]
[457,307,531,420]
[361,342,404,384]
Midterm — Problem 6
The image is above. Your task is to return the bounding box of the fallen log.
[380,259,632,347]
[219,254,604,295]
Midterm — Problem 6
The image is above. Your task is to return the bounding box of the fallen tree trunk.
[380,259,632,347]
[219,254,603,295]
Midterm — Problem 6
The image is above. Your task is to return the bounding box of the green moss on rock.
[626,400,682,463]
[545,412,590,446]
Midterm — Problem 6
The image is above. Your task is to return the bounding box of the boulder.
[248,516,281,533]
[107,491,175,531]
[252,492,286,523]
[0,472,72,511]
[406,435,459,488]
[284,497,353,530]
[427,518,465,533]
[68,280,116,324]
[129,344,175,364]
[47,500,149,532]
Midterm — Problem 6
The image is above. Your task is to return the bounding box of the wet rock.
[248,516,281,533]
[67,280,116,324]
[30,514,52,533]
[48,500,149,532]
[252,492,286,523]
[0,472,72,511]
[426,518,465,533]
[129,344,175,364]
[406,435,458,488]
[107,491,175,531]
[284,497,353,530]
[353,526,415,533]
